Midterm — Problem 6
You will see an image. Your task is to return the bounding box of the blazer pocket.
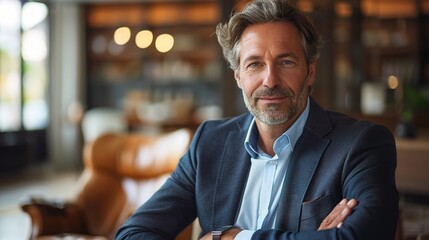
[300,193,338,230]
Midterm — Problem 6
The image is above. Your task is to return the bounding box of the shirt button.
[269,160,276,165]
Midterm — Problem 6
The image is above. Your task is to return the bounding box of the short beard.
[242,86,308,126]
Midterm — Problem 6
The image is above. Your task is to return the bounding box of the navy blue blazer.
[115,98,398,240]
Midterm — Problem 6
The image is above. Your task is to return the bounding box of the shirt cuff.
[235,230,255,240]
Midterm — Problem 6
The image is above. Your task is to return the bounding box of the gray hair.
[216,0,322,70]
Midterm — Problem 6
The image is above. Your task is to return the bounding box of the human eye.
[280,59,295,66]
[246,62,262,69]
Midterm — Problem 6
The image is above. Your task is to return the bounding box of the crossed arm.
[199,198,359,240]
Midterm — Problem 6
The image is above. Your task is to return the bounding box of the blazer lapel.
[275,99,332,231]
[211,118,252,228]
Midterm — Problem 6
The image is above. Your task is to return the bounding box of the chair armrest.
[20,197,88,238]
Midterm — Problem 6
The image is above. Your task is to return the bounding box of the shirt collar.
[244,98,311,158]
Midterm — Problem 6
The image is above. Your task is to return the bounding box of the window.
[0,0,49,131]
[0,0,49,172]
[0,0,21,130]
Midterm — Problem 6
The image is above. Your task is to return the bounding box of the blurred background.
[0,0,429,239]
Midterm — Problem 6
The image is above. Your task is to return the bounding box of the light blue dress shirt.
[235,99,310,239]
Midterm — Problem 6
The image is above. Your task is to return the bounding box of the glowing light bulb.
[155,34,174,53]
[135,30,153,49]
[388,75,399,89]
[114,26,131,45]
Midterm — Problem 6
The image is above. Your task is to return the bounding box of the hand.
[318,198,358,230]
[199,227,242,240]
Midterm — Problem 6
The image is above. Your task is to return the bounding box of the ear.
[307,62,317,86]
[234,70,243,89]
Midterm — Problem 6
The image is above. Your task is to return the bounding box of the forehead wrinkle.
[239,22,305,67]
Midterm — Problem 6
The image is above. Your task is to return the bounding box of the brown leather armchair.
[21,128,194,240]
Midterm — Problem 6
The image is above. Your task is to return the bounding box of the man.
[115,0,398,239]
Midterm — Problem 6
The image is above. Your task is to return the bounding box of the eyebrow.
[277,52,300,60]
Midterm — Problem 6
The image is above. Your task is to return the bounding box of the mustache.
[252,87,293,98]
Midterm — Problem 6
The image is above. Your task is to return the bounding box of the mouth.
[257,96,288,103]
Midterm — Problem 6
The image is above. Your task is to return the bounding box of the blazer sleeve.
[252,124,399,240]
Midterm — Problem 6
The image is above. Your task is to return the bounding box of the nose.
[262,64,280,88]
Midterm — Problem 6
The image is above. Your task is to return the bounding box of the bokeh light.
[155,34,174,53]
[22,29,47,62]
[388,75,399,89]
[114,26,131,45]
[21,2,48,31]
[135,30,153,49]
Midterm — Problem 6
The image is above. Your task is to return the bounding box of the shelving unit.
[326,0,426,121]
[84,1,223,129]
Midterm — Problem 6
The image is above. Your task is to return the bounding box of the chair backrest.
[74,128,193,238]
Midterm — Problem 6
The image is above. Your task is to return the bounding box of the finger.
[331,198,348,218]
[318,199,348,230]
[318,198,357,230]
[347,199,358,208]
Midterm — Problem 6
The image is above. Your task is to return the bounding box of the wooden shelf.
[84,1,223,112]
